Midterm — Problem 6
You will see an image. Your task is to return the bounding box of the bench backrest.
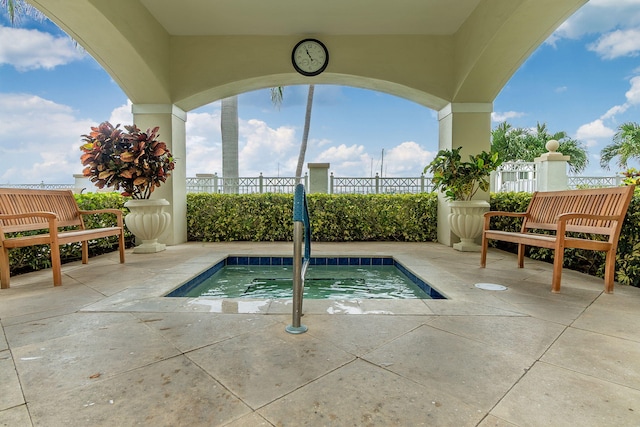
[524,186,635,236]
[0,188,82,233]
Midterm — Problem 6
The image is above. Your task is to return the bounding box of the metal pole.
[286,221,307,334]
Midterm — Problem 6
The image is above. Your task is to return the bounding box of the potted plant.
[425,147,502,251]
[80,121,175,253]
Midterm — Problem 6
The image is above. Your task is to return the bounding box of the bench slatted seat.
[480,186,634,293]
[0,188,125,288]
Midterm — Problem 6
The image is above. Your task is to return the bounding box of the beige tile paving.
[0,242,638,426]
[491,362,640,427]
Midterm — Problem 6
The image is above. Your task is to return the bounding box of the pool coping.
[80,242,542,317]
[165,255,446,300]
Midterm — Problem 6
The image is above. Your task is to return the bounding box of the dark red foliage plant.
[80,121,175,199]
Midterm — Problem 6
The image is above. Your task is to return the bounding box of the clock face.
[292,39,329,76]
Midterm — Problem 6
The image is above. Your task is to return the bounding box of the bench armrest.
[0,212,58,239]
[78,209,124,227]
[483,211,527,219]
[555,212,621,237]
[0,211,57,221]
[483,211,527,230]
[556,212,619,222]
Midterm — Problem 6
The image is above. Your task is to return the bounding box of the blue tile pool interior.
[166,256,445,299]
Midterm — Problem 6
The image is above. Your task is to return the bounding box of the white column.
[535,140,569,191]
[436,103,493,246]
[131,104,188,245]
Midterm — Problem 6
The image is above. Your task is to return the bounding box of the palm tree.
[221,96,239,193]
[220,87,284,193]
[295,85,315,183]
[491,121,588,174]
[600,122,640,170]
[2,0,42,24]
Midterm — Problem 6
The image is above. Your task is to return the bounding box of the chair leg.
[551,247,564,293]
[0,247,11,289]
[51,244,62,286]
[82,241,89,264]
[603,250,616,294]
[517,244,525,268]
[480,234,488,268]
[118,231,125,264]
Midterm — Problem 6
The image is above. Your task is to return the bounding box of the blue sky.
[1,1,640,184]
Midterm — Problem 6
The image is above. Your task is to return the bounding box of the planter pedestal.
[124,199,171,253]
[448,200,490,252]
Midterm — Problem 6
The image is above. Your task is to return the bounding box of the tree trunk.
[221,96,239,193]
[295,85,315,184]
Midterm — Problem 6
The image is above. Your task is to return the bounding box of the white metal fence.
[186,173,305,194]
[329,173,434,194]
[2,166,621,195]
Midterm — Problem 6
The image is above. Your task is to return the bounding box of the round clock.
[292,38,329,76]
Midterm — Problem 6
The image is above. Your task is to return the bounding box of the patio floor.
[1,241,639,426]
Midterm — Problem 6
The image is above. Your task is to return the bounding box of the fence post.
[375,173,380,194]
[307,163,329,193]
[535,140,569,191]
[330,172,334,194]
[420,174,424,193]
[259,173,264,193]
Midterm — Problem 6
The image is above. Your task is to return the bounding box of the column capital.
[438,103,493,120]
[131,104,187,122]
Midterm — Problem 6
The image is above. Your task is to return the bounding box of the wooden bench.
[0,188,125,289]
[480,186,634,293]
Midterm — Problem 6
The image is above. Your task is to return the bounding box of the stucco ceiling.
[139,0,482,36]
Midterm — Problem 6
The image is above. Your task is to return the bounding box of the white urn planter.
[448,200,490,252]
[124,199,171,253]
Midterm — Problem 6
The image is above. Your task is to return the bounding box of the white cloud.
[0,26,84,71]
[315,144,371,176]
[0,93,93,183]
[382,142,434,176]
[588,28,640,59]
[238,119,298,176]
[491,111,524,122]
[550,0,640,43]
[310,141,433,177]
[625,75,640,104]
[599,75,640,121]
[109,101,133,125]
[184,109,223,176]
[575,119,615,147]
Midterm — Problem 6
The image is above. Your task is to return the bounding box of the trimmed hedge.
[187,192,438,242]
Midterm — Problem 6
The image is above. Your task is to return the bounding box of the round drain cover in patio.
[474,283,508,291]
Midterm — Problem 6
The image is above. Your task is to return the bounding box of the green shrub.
[187,192,438,242]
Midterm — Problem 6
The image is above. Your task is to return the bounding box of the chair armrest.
[556,212,619,222]
[0,212,57,221]
[483,211,527,231]
[483,211,527,219]
[78,209,124,227]
[555,212,620,236]
[0,212,58,240]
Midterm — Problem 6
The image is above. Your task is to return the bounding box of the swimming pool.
[166,256,445,300]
